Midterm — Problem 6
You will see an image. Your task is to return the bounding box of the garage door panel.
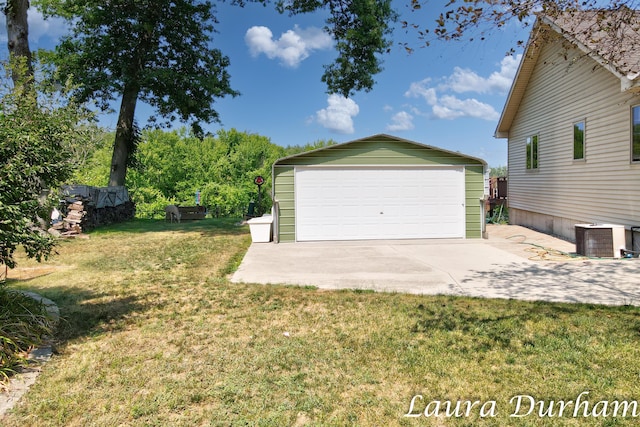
[295,167,465,241]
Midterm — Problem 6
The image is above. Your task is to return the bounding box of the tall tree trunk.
[109,82,139,187]
[4,0,33,85]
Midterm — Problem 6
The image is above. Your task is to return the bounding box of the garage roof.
[273,134,487,166]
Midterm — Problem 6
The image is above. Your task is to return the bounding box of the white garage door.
[295,167,465,241]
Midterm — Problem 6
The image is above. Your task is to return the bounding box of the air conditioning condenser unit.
[575,224,626,258]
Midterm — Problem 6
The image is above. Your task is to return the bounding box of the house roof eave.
[621,75,640,92]
[541,12,640,93]
[497,11,640,137]
[494,20,544,138]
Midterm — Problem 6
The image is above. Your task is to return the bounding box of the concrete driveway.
[231,224,640,306]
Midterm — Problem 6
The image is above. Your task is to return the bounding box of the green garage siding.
[272,134,487,242]
[465,166,485,238]
[273,166,295,242]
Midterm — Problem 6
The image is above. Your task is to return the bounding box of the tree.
[0,62,94,268]
[489,165,507,177]
[403,0,640,53]
[272,0,396,95]
[123,128,286,217]
[72,129,337,218]
[312,0,397,96]
[42,0,637,193]
[3,0,33,85]
[284,139,338,156]
[40,0,397,187]
[39,0,240,187]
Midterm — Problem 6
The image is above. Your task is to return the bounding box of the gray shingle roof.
[495,8,640,137]
[542,8,640,78]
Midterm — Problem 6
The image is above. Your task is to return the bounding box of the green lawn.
[2,218,640,426]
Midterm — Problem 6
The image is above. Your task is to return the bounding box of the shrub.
[0,59,94,268]
[129,186,175,219]
[0,283,54,388]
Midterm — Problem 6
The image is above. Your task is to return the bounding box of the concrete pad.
[458,259,640,305]
[231,225,640,306]
[235,240,467,295]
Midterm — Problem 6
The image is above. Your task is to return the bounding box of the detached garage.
[272,134,488,242]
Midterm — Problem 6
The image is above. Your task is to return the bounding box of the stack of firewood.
[49,185,136,237]
[49,198,97,237]
[50,197,137,237]
[94,201,135,225]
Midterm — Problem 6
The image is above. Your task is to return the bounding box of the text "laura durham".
[404,392,639,418]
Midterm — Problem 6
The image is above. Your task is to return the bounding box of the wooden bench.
[165,205,207,221]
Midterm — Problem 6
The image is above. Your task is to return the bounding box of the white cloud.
[28,9,68,43]
[245,25,332,68]
[432,95,499,120]
[316,94,359,134]
[400,57,518,122]
[442,67,487,94]
[404,79,499,121]
[405,78,438,104]
[386,111,414,131]
[441,54,522,95]
[0,8,68,44]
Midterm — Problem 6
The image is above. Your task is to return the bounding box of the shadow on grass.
[6,282,148,345]
[88,217,249,237]
[460,260,640,306]
[410,296,640,354]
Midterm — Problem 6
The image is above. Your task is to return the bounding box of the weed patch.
[0,284,55,387]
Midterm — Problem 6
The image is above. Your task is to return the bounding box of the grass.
[0,284,54,386]
[2,217,640,426]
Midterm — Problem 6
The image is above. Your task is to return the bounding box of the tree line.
[73,128,336,218]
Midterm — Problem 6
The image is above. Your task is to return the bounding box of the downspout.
[481,164,489,238]
[271,161,279,243]
[480,196,488,239]
[272,199,280,244]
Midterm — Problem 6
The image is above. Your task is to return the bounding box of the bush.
[0,59,94,268]
[129,186,175,219]
[0,283,54,387]
[199,182,253,217]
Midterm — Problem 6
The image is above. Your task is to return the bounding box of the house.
[495,9,640,245]
[271,134,487,242]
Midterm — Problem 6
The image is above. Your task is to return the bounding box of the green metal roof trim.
[272,134,487,167]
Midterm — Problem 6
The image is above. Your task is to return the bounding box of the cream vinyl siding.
[508,32,640,227]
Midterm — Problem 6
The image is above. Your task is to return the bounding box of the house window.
[526,135,538,169]
[633,106,640,162]
[573,121,585,160]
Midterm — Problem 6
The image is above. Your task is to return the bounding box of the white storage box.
[248,214,273,243]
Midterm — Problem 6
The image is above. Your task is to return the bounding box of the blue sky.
[1,3,533,167]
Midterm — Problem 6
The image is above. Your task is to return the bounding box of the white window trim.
[526,134,539,170]
[632,105,640,163]
[573,119,586,162]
